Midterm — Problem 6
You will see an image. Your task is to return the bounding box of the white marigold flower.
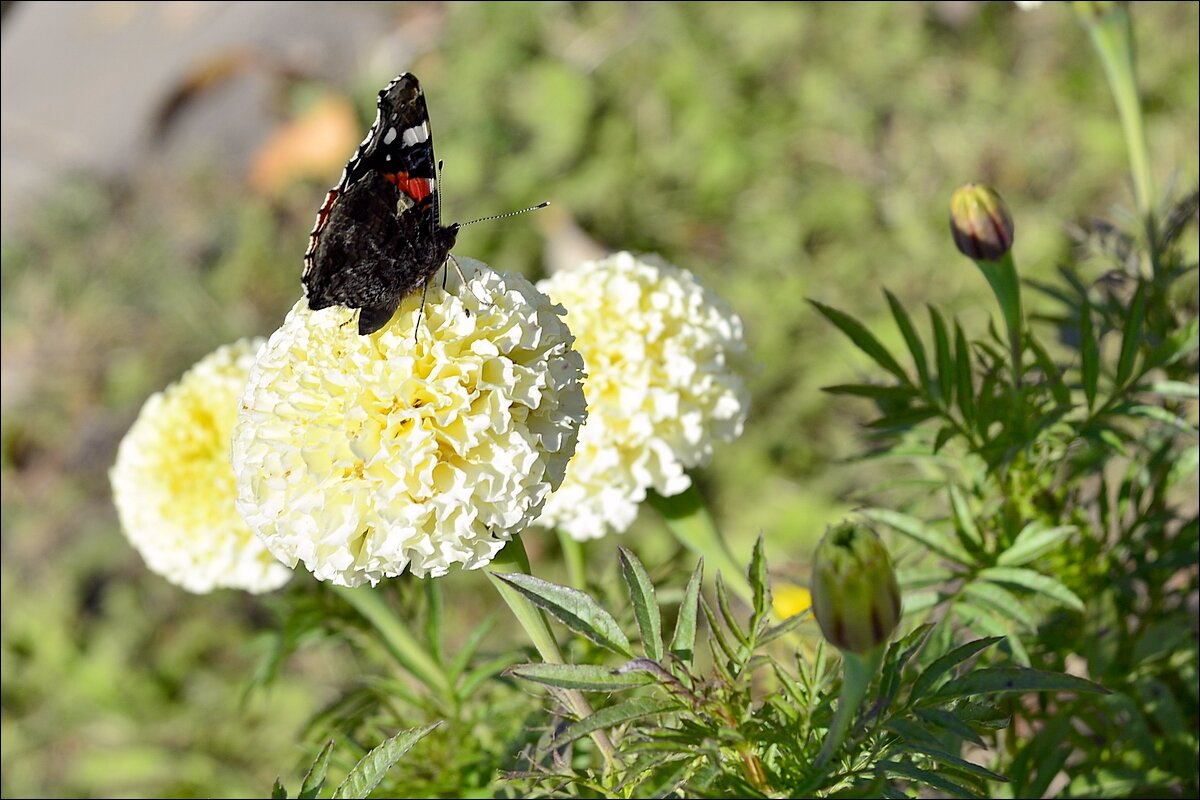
[110,339,293,594]
[535,252,749,541]
[232,258,586,586]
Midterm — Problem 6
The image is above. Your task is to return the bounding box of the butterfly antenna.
[460,201,550,227]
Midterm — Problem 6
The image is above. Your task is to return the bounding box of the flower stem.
[557,528,588,590]
[972,251,1024,388]
[1076,2,1154,225]
[333,585,450,697]
[488,535,619,770]
[814,646,884,770]
[650,485,753,607]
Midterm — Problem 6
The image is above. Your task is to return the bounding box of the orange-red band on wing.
[384,171,433,203]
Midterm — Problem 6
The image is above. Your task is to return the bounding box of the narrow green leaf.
[1115,282,1147,388]
[748,534,769,621]
[457,652,524,700]
[948,485,982,550]
[298,740,335,799]
[446,614,496,682]
[491,572,634,657]
[954,322,976,423]
[331,722,441,799]
[962,582,1036,630]
[886,289,930,387]
[912,637,1003,699]
[867,405,940,430]
[1122,403,1198,433]
[953,604,1030,667]
[933,667,1109,701]
[759,609,809,647]
[930,306,954,406]
[423,580,444,665]
[823,383,917,401]
[880,760,981,799]
[272,779,289,800]
[714,573,749,647]
[996,524,1076,567]
[507,662,653,692]
[903,744,1008,783]
[1080,301,1099,410]
[914,707,985,747]
[810,299,909,382]
[862,508,972,565]
[618,547,664,661]
[1149,380,1199,398]
[670,559,703,664]
[978,566,1085,612]
[552,697,678,748]
[1028,334,1070,407]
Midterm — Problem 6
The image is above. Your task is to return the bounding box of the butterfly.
[301,73,459,335]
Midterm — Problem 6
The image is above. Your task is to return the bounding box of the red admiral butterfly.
[302,73,459,335]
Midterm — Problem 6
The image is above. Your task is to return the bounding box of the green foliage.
[502,544,1108,797]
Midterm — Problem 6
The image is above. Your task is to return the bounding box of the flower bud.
[950,183,1015,262]
[811,522,901,654]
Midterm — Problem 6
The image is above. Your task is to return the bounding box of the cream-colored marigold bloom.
[110,339,293,594]
[233,258,586,586]
[535,252,749,541]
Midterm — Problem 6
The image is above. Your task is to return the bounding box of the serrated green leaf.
[810,299,909,382]
[670,560,703,664]
[748,534,768,621]
[912,637,1003,699]
[948,486,982,550]
[962,581,1036,631]
[552,697,678,748]
[491,572,634,657]
[618,547,664,661]
[1080,301,1099,410]
[507,662,653,692]
[714,573,749,648]
[1115,282,1147,388]
[886,289,930,388]
[331,722,440,799]
[996,524,1076,566]
[298,740,334,799]
[978,566,1085,612]
[930,306,954,407]
[863,508,972,565]
[933,667,1109,701]
[272,779,289,800]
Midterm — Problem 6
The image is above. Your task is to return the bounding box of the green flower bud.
[811,521,902,654]
[949,183,1015,262]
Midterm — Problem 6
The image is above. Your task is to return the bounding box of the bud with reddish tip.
[950,183,1015,262]
[811,521,902,655]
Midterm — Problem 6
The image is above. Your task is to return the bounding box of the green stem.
[557,528,588,590]
[488,536,619,770]
[650,485,753,606]
[333,585,450,697]
[974,251,1024,388]
[814,646,884,770]
[1076,2,1154,226]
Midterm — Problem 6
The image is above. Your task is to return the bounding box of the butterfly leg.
[448,254,493,307]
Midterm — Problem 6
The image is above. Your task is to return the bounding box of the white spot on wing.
[383,126,397,145]
[402,121,430,147]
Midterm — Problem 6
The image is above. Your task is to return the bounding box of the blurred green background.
[2,2,1197,797]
